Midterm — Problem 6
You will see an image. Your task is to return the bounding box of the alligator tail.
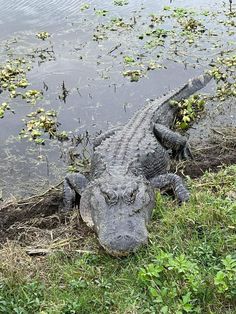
[154,72,212,127]
[172,72,212,102]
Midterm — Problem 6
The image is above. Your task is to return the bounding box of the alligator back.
[92,73,212,178]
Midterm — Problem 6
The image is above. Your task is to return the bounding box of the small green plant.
[32,46,55,64]
[0,281,45,314]
[123,69,143,82]
[114,0,129,6]
[22,89,43,105]
[62,300,82,314]
[171,94,206,130]
[163,6,171,11]
[149,14,165,24]
[109,17,131,30]
[147,61,162,70]
[172,7,196,19]
[139,251,203,313]
[36,31,50,40]
[93,30,107,41]
[179,17,205,32]
[209,66,227,82]
[0,58,31,97]
[214,255,236,299]
[140,28,169,49]
[95,9,109,16]
[0,102,14,119]
[218,55,236,68]
[209,55,236,100]
[19,108,67,144]
[80,3,90,11]
[216,82,236,100]
[123,56,135,64]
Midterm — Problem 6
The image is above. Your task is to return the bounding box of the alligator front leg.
[63,173,89,211]
[150,173,189,203]
[153,123,192,160]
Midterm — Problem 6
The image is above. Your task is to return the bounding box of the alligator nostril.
[104,233,145,254]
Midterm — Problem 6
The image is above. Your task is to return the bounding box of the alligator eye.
[102,190,118,205]
[130,191,136,202]
[123,188,137,204]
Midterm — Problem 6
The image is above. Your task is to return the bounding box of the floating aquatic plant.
[171,94,206,130]
[20,108,68,144]
[0,102,14,119]
[36,32,50,40]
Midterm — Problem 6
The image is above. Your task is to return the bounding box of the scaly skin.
[63,73,212,256]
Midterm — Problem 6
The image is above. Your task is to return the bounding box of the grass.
[0,165,236,313]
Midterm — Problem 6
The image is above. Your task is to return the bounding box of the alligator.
[63,73,212,256]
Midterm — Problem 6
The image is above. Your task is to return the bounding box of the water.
[0,0,235,199]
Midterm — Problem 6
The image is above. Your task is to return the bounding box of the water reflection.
[0,0,235,199]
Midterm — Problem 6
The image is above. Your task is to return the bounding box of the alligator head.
[83,174,155,256]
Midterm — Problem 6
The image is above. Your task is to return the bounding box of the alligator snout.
[101,234,147,257]
[109,234,146,255]
[99,221,148,257]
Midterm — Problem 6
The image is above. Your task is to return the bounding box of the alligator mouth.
[101,242,143,257]
[99,233,148,257]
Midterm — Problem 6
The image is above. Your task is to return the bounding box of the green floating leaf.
[163,6,171,11]
[20,108,68,145]
[95,9,109,16]
[114,0,129,6]
[0,102,14,119]
[80,3,90,11]
[123,56,135,64]
[36,32,50,40]
[123,70,143,82]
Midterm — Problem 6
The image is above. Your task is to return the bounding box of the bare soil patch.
[0,186,95,255]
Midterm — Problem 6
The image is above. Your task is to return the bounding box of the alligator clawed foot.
[175,144,193,161]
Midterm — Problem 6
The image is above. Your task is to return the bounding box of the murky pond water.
[0,0,235,199]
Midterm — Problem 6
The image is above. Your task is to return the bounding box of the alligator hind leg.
[153,123,192,160]
[150,173,189,203]
[63,173,89,211]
